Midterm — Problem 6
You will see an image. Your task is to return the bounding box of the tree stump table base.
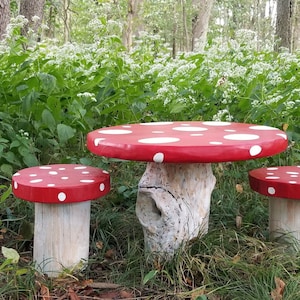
[136,162,216,258]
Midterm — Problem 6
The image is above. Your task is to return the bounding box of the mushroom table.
[87,121,288,259]
[12,164,110,277]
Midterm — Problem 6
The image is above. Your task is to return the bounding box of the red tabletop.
[87,121,288,163]
[249,166,300,200]
[12,164,110,204]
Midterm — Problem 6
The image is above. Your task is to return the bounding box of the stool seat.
[12,164,110,203]
[12,164,110,277]
[249,166,300,200]
[249,166,300,243]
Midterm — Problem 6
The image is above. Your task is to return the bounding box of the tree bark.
[275,0,294,51]
[19,0,45,39]
[0,0,10,40]
[191,0,214,51]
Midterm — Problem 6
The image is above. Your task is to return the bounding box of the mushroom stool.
[12,164,110,277]
[249,166,300,242]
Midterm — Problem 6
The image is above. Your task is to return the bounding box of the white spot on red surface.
[98,129,132,135]
[224,134,259,141]
[138,137,180,144]
[153,153,164,163]
[173,126,208,132]
[58,192,66,201]
[249,145,262,156]
[268,187,276,195]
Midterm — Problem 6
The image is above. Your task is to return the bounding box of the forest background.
[0,0,300,299]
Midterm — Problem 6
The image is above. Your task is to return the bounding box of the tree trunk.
[275,0,294,51]
[0,0,10,40]
[191,0,214,51]
[19,0,45,39]
[63,0,71,43]
[122,0,139,50]
[292,0,300,50]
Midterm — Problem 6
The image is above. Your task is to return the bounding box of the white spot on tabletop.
[153,153,164,163]
[98,129,132,135]
[249,145,262,156]
[224,134,259,141]
[138,137,180,144]
[210,141,223,145]
[202,121,231,126]
[140,122,173,126]
[173,126,208,132]
[249,125,277,130]
[277,133,287,139]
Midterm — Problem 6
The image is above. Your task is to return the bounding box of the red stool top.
[12,164,110,204]
[249,166,300,200]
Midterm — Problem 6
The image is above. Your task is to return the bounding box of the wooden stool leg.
[269,197,300,242]
[33,201,91,277]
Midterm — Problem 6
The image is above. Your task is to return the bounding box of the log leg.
[269,197,300,242]
[136,162,216,258]
[33,201,91,277]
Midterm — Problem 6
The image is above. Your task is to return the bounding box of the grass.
[1,157,300,299]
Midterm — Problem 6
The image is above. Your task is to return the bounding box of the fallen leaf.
[39,284,51,300]
[283,123,289,131]
[68,287,80,300]
[271,277,285,300]
[96,241,104,250]
[105,249,115,259]
[120,290,133,298]
[235,183,243,193]
[232,254,241,264]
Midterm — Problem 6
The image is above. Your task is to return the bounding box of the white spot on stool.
[58,192,66,201]
[94,138,105,146]
[74,166,87,170]
[47,184,55,187]
[14,182,18,189]
[268,187,276,195]
[30,179,43,183]
[153,153,164,163]
[49,171,58,175]
[29,174,37,177]
[100,183,105,191]
[61,177,69,180]
[80,179,95,183]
